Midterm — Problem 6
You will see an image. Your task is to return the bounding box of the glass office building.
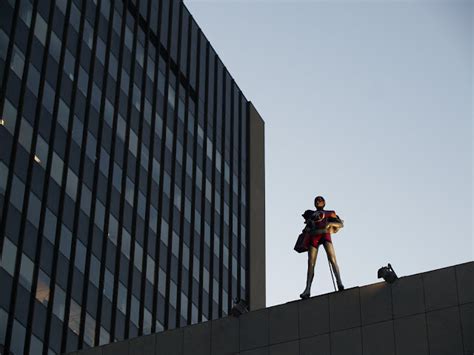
[0,0,265,354]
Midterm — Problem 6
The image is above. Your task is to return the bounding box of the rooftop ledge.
[69,261,473,355]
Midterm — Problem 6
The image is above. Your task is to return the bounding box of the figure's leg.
[323,242,344,290]
[300,245,318,299]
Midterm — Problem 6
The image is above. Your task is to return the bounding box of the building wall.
[0,0,263,353]
[67,262,473,355]
[248,102,265,311]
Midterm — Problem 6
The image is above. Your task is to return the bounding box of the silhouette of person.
[300,196,344,299]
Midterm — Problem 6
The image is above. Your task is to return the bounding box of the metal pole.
[328,259,337,292]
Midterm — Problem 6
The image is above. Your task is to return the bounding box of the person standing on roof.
[300,195,344,299]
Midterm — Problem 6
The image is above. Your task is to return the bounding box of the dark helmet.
[314,195,325,206]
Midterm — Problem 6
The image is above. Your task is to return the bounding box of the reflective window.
[169,280,177,308]
[19,0,33,27]
[143,308,152,335]
[130,295,139,325]
[96,37,106,65]
[183,244,190,269]
[160,220,168,247]
[43,208,57,243]
[172,232,179,258]
[27,63,41,96]
[83,20,94,49]
[69,299,81,334]
[165,128,173,151]
[108,213,119,245]
[100,148,110,175]
[180,292,188,320]
[95,199,106,230]
[168,85,175,108]
[125,177,134,206]
[34,13,48,45]
[117,282,127,314]
[49,31,62,62]
[19,118,33,152]
[121,229,131,259]
[59,225,72,258]
[51,152,64,185]
[146,256,154,284]
[70,2,81,32]
[86,132,97,161]
[57,98,70,130]
[30,334,43,354]
[112,162,122,191]
[65,168,78,201]
[108,53,118,79]
[152,159,160,185]
[163,172,171,197]
[124,26,133,51]
[53,285,66,320]
[90,254,100,287]
[10,175,25,211]
[0,238,17,276]
[57,0,67,15]
[0,161,8,194]
[149,206,158,234]
[129,129,138,156]
[133,242,143,271]
[10,45,25,79]
[64,49,76,81]
[72,116,83,145]
[75,240,87,273]
[84,313,95,345]
[137,191,146,219]
[35,135,49,166]
[104,269,114,301]
[158,268,166,296]
[36,269,51,306]
[11,319,26,355]
[174,186,181,210]
[78,66,88,95]
[2,98,17,135]
[0,308,7,343]
[133,84,141,110]
[120,68,129,93]
[27,192,41,227]
[80,184,92,215]
[99,326,110,345]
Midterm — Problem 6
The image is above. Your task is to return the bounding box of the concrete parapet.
[69,261,473,355]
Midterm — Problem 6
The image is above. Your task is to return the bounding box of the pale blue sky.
[184,0,473,307]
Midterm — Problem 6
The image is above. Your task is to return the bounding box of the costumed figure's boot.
[300,275,313,299]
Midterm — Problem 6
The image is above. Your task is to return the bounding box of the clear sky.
[184,0,473,307]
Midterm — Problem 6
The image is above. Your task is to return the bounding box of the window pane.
[75,240,87,273]
[53,286,66,320]
[11,319,26,355]
[19,253,34,291]
[83,313,96,345]
[0,238,17,276]
[36,269,51,306]
[59,225,72,257]
[69,299,81,334]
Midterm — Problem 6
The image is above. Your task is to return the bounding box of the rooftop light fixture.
[230,298,249,317]
[377,263,398,283]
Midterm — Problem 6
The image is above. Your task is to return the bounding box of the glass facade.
[0,0,251,353]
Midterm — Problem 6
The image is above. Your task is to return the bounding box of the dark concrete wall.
[248,102,266,311]
[68,261,473,355]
